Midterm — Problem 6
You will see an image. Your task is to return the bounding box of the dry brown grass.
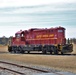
[0,54,76,73]
[0,45,76,73]
[0,45,8,52]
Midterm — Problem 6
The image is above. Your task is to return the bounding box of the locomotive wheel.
[8,46,12,52]
[61,52,64,55]
[54,49,58,55]
[15,50,20,54]
[20,50,25,54]
[27,51,30,54]
[50,51,52,54]
[11,50,15,54]
[42,49,46,54]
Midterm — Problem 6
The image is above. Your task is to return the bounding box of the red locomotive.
[8,26,73,54]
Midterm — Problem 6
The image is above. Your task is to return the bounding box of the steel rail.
[0,60,64,75]
[0,66,24,75]
[0,61,49,73]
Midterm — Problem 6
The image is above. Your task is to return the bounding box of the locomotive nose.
[61,44,73,53]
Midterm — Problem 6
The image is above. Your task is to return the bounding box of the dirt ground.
[0,45,8,52]
[72,44,76,54]
[0,44,76,73]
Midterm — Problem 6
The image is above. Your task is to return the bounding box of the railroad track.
[0,66,24,75]
[0,60,67,75]
[0,60,49,75]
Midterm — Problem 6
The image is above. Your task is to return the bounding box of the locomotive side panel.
[26,27,66,45]
[56,27,66,44]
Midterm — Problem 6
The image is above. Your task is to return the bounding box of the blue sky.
[0,0,76,38]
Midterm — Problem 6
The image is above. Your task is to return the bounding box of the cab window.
[58,30,63,32]
[21,34,24,37]
[16,34,20,38]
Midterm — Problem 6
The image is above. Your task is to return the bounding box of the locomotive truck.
[8,26,73,54]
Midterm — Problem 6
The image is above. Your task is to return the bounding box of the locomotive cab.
[15,30,24,38]
[15,33,21,38]
[8,30,26,53]
[12,30,26,46]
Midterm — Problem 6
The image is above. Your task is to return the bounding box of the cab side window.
[16,34,20,38]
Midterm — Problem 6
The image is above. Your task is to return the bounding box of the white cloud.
[0,0,76,7]
[0,0,76,38]
[65,27,76,38]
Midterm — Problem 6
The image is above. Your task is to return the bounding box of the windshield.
[58,30,63,32]
[15,34,20,38]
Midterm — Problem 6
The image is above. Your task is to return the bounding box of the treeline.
[67,38,76,44]
[0,37,9,45]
